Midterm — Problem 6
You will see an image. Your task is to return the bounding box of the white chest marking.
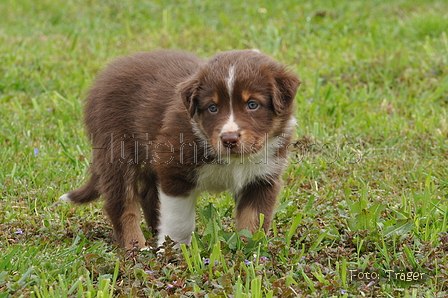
[195,137,286,194]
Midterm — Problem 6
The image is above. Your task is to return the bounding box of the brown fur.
[63,50,300,248]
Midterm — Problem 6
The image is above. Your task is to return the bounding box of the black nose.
[221,132,240,148]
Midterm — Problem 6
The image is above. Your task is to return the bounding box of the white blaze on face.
[222,65,239,134]
[226,65,236,100]
[221,113,239,133]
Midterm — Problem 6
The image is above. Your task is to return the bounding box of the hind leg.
[139,176,160,235]
[103,173,146,249]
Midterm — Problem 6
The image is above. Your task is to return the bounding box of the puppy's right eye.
[208,104,218,113]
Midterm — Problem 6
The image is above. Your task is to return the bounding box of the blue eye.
[208,104,218,113]
[247,101,258,110]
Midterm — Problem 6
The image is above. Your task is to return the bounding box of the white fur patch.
[285,116,297,135]
[226,65,236,100]
[221,113,239,134]
[157,188,197,247]
[195,137,286,194]
[59,193,72,203]
[190,119,207,140]
[222,65,239,135]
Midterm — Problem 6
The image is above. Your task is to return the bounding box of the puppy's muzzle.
[221,132,240,148]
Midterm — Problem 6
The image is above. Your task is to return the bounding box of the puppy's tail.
[59,173,101,204]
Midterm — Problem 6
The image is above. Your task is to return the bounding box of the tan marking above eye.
[241,90,252,102]
[212,92,219,104]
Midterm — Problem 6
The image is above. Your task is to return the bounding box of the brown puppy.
[60,50,300,249]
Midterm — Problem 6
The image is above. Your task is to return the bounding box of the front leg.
[157,187,197,247]
[235,178,281,234]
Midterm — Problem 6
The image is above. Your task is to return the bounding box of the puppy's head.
[178,50,301,156]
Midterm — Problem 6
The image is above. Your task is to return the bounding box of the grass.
[1,0,447,296]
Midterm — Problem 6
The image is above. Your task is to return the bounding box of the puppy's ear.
[272,69,301,115]
[178,76,200,118]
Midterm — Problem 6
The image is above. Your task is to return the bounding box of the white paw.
[156,248,165,256]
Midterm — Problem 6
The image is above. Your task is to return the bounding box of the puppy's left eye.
[208,104,218,113]
[247,101,259,110]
